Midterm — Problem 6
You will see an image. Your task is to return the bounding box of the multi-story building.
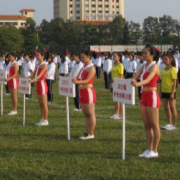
[0,9,35,29]
[54,0,124,23]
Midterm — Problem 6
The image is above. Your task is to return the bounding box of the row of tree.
[0,15,180,54]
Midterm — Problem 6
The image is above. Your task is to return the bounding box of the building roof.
[0,15,27,20]
[20,9,36,12]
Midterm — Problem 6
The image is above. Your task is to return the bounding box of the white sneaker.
[163,124,176,131]
[172,125,176,130]
[36,119,49,126]
[138,150,150,158]
[8,111,17,116]
[113,115,122,120]
[73,108,81,112]
[144,150,159,158]
[79,134,94,140]
[110,114,117,119]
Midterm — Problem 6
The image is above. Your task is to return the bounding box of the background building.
[54,0,124,23]
[0,9,35,29]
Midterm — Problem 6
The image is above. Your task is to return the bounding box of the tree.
[0,26,24,53]
[143,16,161,44]
[21,18,39,53]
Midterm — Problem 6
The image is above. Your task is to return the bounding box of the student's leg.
[82,104,96,135]
[146,107,161,152]
[162,99,172,124]
[74,84,80,109]
[81,103,88,133]
[11,89,18,111]
[140,107,153,151]
[169,99,177,127]
[38,95,48,120]
[46,80,51,102]
[115,102,122,116]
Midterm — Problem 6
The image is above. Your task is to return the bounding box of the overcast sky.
[0,0,180,25]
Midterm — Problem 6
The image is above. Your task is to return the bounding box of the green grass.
[0,73,180,180]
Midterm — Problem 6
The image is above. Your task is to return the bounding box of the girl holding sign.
[131,45,161,158]
[5,52,19,115]
[110,52,124,120]
[72,51,96,140]
[30,51,49,126]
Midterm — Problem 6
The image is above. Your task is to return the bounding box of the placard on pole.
[0,71,7,115]
[59,76,76,140]
[18,78,31,126]
[113,78,135,160]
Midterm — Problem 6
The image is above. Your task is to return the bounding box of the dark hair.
[37,50,45,57]
[24,53,30,58]
[80,50,92,58]
[129,53,134,60]
[8,52,16,58]
[145,44,160,62]
[113,52,122,63]
[163,53,176,68]
[137,51,143,56]
[71,52,79,57]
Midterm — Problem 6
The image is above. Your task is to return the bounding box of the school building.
[53,0,124,24]
[0,9,35,29]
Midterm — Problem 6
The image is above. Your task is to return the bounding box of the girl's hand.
[72,77,78,84]
[29,79,35,84]
[5,78,10,82]
[131,79,138,87]
[170,93,174,100]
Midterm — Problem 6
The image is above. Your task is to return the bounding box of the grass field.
[0,73,180,180]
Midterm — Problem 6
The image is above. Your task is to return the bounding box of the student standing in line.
[125,53,137,79]
[59,55,69,76]
[136,52,146,100]
[132,45,161,158]
[23,53,33,99]
[5,52,19,115]
[46,55,56,103]
[103,53,112,89]
[30,51,49,126]
[160,53,177,131]
[4,55,11,95]
[70,53,84,111]
[110,52,124,120]
[72,51,96,140]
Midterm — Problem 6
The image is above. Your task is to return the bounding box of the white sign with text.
[113,78,135,105]
[59,76,75,98]
[19,78,31,95]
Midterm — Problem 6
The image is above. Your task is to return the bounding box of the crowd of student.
[0,45,179,158]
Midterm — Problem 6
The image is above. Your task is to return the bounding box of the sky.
[0,0,180,25]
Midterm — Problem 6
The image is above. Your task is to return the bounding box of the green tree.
[0,26,24,53]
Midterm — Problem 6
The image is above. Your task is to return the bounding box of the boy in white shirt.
[103,53,112,89]
[0,54,5,71]
[70,53,84,111]
[23,53,33,99]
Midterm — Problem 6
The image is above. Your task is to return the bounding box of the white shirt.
[0,60,5,71]
[126,60,137,73]
[175,53,179,60]
[69,60,76,72]
[70,60,84,78]
[91,57,96,64]
[103,59,112,74]
[23,60,33,78]
[3,62,11,75]
[122,57,129,70]
[175,58,179,72]
[59,61,69,75]
[30,59,37,72]
[46,62,56,80]
[53,56,58,64]
[95,57,101,67]
[178,58,180,68]
[136,60,146,74]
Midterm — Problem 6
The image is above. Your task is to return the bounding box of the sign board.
[113,78,135,105]
[19,78,31,94]
[59,76,75,98]
[0,71,7,85]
